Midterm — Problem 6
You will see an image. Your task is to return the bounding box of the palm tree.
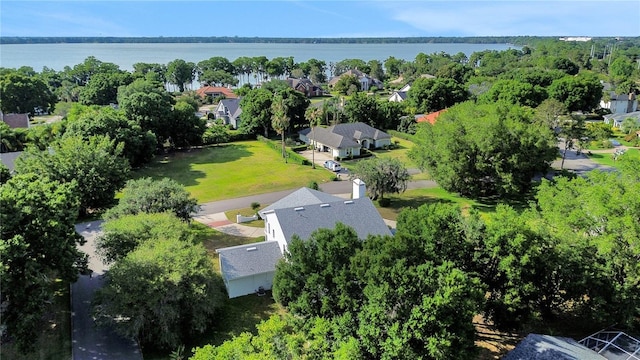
[271,94,290,163]
[305,106,322,169]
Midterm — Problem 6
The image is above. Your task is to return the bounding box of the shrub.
[308,181,319,190]
[251,202,260,212]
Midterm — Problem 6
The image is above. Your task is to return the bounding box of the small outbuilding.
[216,241,282,298]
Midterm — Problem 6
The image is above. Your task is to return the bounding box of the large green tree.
[534,164,640,329]
[16,135,130,214]
[96,212,196,264]
[548,72,603,112]
[0,174,86,352]
[0,71,57,113]
[168,100,206,148]
[64,106,157,167]
[272,223,365,319]
[407,77,468,113]
[239,88,273,137]
[479,79,547,108]
[166,59,196,92]
[94,235,225,350]
[118,78,175,145]
[410,101,557,198]
[78,71,133,105]
[348,157,410,201]
[104,177,199,222]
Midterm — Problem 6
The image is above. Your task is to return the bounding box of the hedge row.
[257,136,311,166]
[387,130,417,142]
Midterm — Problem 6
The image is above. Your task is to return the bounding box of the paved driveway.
[72,221,142,360]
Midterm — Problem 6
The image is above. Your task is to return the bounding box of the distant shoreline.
[0,36,562,45]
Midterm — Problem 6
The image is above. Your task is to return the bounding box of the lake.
[1,42,518,71]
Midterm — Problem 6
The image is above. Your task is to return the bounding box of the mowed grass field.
[133,140,336,203]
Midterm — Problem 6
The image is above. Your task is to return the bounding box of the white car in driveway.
[323,160,342,171]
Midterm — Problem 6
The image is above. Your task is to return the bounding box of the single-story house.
[298,122,392,159]
[217,180,391,298]
[600,91,637,114]
[214,98,242,129]
[286,78,323,97]
[0,112,30,129]
[196,86,238,101]
[328,69,383,92]
[603,111,640,129]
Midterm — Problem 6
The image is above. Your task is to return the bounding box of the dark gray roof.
[604,111,640,123]
[308,127,361,149]
[0,151,23,172]
[273,197,392,243]
[219,98,241,117]
[300,122,390,149]
[390,91,408,100]
[216,241,282,281]
[1,113,30,128]
[503,334,606,360]
[327,122,391,141]
[260,187,342,215]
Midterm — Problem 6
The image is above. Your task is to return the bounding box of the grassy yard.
[374,187,492,221]
[132,141,336,203]
[0,280,72,360]
[343,136,432,181]
[588,148,640,168]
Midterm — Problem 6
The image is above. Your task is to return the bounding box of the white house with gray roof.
[216,182,391,298]
[214,98,242,129]
[299,122,392,159]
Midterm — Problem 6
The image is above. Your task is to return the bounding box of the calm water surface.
[1,42,518,71]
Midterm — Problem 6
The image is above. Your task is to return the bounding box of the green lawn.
[343,136,432,181]
[588,148,640,168]
[375,187,500,221]
[132,141,336,203]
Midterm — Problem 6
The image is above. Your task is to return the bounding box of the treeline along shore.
[2,35,634,45]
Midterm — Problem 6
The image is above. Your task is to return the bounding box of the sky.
[1,0,639,38]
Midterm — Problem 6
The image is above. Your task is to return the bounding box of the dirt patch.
[474,315,523,359]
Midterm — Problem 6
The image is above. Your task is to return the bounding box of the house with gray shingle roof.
[216,241,282,298]
[216,182,392,298]
[299,122,391,159]
[214,98,242,129]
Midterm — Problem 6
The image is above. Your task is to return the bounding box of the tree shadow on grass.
[132,144,254,187]
[187,291,282,349]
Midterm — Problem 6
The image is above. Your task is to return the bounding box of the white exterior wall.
[226,272,276,298]
[264,213,287,253]
[374,138,392,148]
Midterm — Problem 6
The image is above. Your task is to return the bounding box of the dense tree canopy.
[16,135,130,214]
[94,234,225,350]
[0,174,86,352]
[348,157,410,201]
[407,77,468,113]
[118,78,175,145]
[0,71,57,113]
[64,105,157,167]
[410,101,557,198]
[548,72,603,112]
[104,177,199,222]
